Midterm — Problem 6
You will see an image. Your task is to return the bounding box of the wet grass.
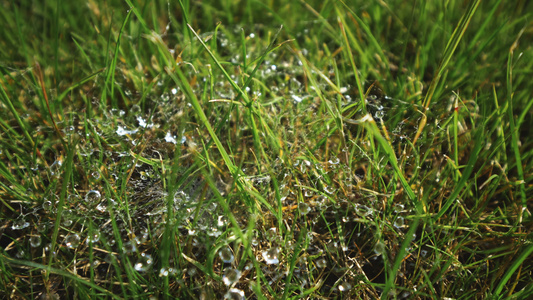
[1,0,532,299]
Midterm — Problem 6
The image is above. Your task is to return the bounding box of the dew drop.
[11,219,30,230]
[207,227,221,237]
[42,200,53,212]
[354,204,373,217]
[266,227,278,241]
[393,203,405,213]
[134,253,153,272]
[116,126,138,136]
[62,209,74,226]
[49,159,62,176]
[222,268,242,286]
[224,288,245,300]
[29,236,42,247]
[393,217,405,228]
[244,262,253,271]
[37,223,47,232]
[87,232,100,245]
[188,267,197,276]
[123,241,137,253]
[328,157,340,165]
[421,249,428,258]
[85,190,101,203]
[64,233,81,249]
[159,267,174,277]
[164,131,177,144]
[16,249,25,258]
[137,116,153,128]
[130,104,141,114]
[323,185,335,195]
[316,258,327,268]
[262,247,280,264]
[96,202,107,213]
[219,247,234,263]
[338,281,352,292]
[217,215,228,227]
[374,241,386,255]
[105,253,116,264]
[291,95,303,103]
[298,202,311,215]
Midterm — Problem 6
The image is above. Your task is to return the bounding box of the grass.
[1,0,532,299]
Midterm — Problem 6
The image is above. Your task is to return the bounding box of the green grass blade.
[414,0,481,145]
[493,244,533,298]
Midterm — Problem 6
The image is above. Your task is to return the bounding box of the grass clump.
[1,0,532,299]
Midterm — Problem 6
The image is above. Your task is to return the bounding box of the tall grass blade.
[413,0,481,145]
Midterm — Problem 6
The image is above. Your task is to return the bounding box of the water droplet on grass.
[85,190,101,203]
[134,253,153,272]
[393,203,405,213]
[49,159,62,176]
[266,228,277,241]
[159,267,169,277]
[224,288,245,300]
[298,202,311,215]
[87,232,100,245]
[105,254,116,264]
[12,219,30,230]
[222,268,241,286]
[354,204,373,217]
[328,157,340,165]
[37,223,47,232]
[62,209,74,226]
[137,116,154,128]
[65,234,80,248]
[291,95,303,103]
[421,249,428,258]
[42,200,53,212]
[374,241,386,255]
[219,247,234,263]
[393,217,405,228]
[16,249,25,258]
[123,241,137,253]
[116,126,138,136]
[338,281,352,292]
[316,258,327,268]
[96,202,107,213]
[164,131,177,144]
[262,247,280,264]
[324,185,335,195]
[217,215,228,227]
[29,236,42,247]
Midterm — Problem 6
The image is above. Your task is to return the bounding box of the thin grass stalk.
[413,0,481,146]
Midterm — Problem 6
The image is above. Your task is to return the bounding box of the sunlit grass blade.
[506,42,528,221]
[101,9,132,108]
[0,81,35,149]
[434,126,484,220]
[413,0,481,146]
[492,244,533,298]
[187,24,251,106]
